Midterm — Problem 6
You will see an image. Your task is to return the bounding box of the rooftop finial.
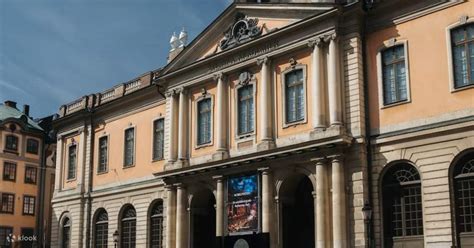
[170,32,179,51]
[179,27,188,48]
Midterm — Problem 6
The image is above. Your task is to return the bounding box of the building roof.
[0,104,44,132]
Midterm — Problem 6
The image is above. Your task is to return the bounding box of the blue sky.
[0,0,231,118]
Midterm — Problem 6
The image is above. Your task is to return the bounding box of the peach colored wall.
[366,1,474,130]
[92,103,166,187]
[62,134,80,190]
[274,49,314,137]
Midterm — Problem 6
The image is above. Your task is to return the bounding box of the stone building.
[0,101,56,247]
[50,0,474,248]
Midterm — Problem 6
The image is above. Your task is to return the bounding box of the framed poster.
[227,174,259,234]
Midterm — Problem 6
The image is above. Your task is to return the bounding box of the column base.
[212,150,229,161]
[257,140,276,152]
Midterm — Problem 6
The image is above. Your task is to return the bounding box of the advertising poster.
[227,174,259,234]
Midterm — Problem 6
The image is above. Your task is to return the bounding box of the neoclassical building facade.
[50,0,474,248]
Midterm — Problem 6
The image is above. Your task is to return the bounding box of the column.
[166,186,177,248]
[214,176,225,239]
[310,38,326,129]
[177,88,188,162]
[260,168,276,247]
[327,33,342,126]
[331,155,347,248]
[176,184,188,248]
[167,91,178,162]
[315,158,328,248]
[214,73,229,159]
[257,57,274,150]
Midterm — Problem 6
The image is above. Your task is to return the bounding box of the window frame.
[24,166,37,185]
[235,82,257,139]
[97,135,109,174]
[149,200,164,248]
[66,143,77,181]
[446,16,474,92]
[0,226,13,247]
[61,216,71,248]
[123,126,136,168]
[376,39,412,108]
[151,117,165,162]
[3,162,16,182]
[94,208,108,248]
[281,64,308,127]
[0,193,15,214]
[120,205,137,248]
[194,94,214,149]
[26,138,39,155]
[22,195,35,216]
[4,134,19,153]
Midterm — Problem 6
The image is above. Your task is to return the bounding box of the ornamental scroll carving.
[219,13,263,51]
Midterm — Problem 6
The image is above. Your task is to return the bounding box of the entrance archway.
[280,174,314,248]
[191,188,216,248]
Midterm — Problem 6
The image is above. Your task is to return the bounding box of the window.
[0,226,13,248]
[284,69,305,123]
[452,24,474,88]
[95,209,108,248]
[453,152,474,247]
[24,166,37,184]
[124,128,135,167]
[22,196,35,215]
[197,98,212,145]
[381,45,408,105]
[237,85,254,135]
[98,136,108,173]
[67,145,77,180]
[150,201,164,248]
[121,206,136,248]
[153,119,165,161]
[382,163,424,247]
[0,193,14,214]
[26,139,39,154]
[3,162,16,182]
[21,228,34,248]
[62,217,71,248]
[5,135,18,152]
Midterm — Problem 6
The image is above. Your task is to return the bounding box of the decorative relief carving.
[460,15,469,25]
[257,56,269,66]
[219,13,263,50]
[308,36,324,48]
[213,72,224,81]
[238,71,253,86]
[323,32,338,42]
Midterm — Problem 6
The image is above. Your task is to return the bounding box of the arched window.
[62,217,71,248]
[453,152,474,246]
[149,200,164,248]
[382,163,424,247]
[95,209,108,248]
[121,206,136,248]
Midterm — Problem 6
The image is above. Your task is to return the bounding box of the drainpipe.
[36,138,48,247]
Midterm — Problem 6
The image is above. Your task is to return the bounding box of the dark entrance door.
[282,176,314,248]
[191,189,216,248]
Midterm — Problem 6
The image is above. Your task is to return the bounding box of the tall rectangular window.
[22,196,35,215]
[21,228,34,248]
[0,193,14,214]
[124,128,135,167]
[24,166,37,184]
[153,119,165,161]
[67,145,77,180]
[5,135,18,152]
[237,85,254,135]
[382,45,408,105]
[452,24,474,88]
[197,98,212,145]
[26,139,39,154]
[98,136,108,173]
[3,162,16,182]
[0,227,13,247]
[285,69,305,123]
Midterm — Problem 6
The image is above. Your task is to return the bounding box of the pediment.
[162,3,332,75]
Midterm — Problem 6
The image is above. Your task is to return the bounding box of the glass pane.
[453,28,466,43]
[383,65,395,104]
[470,42,474,85]
[468,25,474,40]
[453,45,468,87]
[396,62,407,101]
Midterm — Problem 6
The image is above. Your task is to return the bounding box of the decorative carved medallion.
[238,71,252,85]
[219,13,263,50]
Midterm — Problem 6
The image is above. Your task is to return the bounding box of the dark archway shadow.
[191,188,216,248]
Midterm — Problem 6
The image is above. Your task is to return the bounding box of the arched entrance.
[280,174,314,248]
[191,188,216,248]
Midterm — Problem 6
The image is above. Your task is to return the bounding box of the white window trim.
[123,126,136,168]
[66,142,77,181]
[25,137,40,155]
[281,64,308,128]
[151,116,165,162]
[446,16,474,93]
[97,134,109,174]
[376,39,412,109]
[234,80,257,141]
[194,93,214,149]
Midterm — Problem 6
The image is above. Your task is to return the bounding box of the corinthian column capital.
[257,56,270,66]
[308,36,324,48]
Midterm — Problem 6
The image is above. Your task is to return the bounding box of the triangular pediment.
[162,2,333,74]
